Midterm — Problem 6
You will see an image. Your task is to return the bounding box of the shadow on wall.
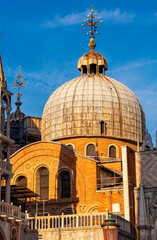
[21,144,79,217]
[56,143,78,215]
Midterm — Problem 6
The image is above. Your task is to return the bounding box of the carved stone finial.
[142,130,153,151]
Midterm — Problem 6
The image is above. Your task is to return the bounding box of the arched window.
[16,176,27,188]
[86,144,95,156]
[59,171,71,198]
[11,228,17,240]
[100,121,105,135]
[109,146,116,158]
[67,144,73,150]
[36,167,49,200]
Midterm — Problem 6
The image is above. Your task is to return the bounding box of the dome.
[78,37,108,75]
[41,74,145,142]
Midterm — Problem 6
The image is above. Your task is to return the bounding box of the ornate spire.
[11,66,26,120]
[78,6,107,75]
[0,55,7,88]
[12,66,26,97]
[82,5,102,51]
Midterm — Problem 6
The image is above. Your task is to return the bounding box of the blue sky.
[0,0,157,144]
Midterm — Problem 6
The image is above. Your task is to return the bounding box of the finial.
[12,66,26,98]
[82,5,102,38]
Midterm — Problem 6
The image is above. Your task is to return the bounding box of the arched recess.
[58,170,71,198]
[88,206,98,213]
[11,227,17,240]
[60,207,76,215]
[109,145,117,158]
[66,143,74,150]
[15,175,27,188]
[86,143,95,156]
[36,167,49,200]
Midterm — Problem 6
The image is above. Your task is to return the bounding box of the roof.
[42,74,145,142]
[1,185,38,198]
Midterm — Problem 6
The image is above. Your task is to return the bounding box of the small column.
[6,143,10,163]
[6,107,10,138]
[87,64,90,75]
[96,65,99,74]
[81,67,83,76]
[5,175,11,203]
[0,173,2,201]
[0,139,2,160]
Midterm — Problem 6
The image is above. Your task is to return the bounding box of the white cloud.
[111,59,157,73]
[43,8,135,29]
[99,8,135,23]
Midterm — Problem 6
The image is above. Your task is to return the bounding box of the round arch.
[108,144,119,158]
[13,173,28,185]
[57,168,72,199]
[34,165,50,200]
[85,142,96,156]
[66,143,75,150]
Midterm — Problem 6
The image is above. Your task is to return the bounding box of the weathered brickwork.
[10,140,136,217]
[59,137,138,158]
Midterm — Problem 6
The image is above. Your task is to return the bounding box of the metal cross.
[82,5,103,37]
[12,66,26,97]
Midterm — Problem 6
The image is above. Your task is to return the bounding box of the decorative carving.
[142,129,153,151]
[148,192,157,240]
[149,192,157,224]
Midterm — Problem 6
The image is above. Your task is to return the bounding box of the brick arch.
[10,142,96,202]
[13,173,28,185]
[34,165,49,200]
[88,206,98,213]
[59,207,76,215]
[85,142,96,156]
[108,144,119,158]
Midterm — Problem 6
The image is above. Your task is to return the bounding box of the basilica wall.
[10,141,125,215]
[58,136,138,159]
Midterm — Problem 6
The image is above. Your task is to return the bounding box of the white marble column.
[121,145,130,221]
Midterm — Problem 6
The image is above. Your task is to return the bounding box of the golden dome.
[41,74,145,142]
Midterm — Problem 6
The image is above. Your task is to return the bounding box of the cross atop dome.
[12,66,26,98]
[82,5,103,38]
[78,6,107,75]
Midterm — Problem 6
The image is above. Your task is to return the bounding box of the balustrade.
[28,212,107,230]
[0,201,26,220]
[28,212,131,234]
[0,159,12,172]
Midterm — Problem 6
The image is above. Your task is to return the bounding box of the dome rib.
[42,75,145,143]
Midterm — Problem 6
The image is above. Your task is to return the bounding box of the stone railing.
[0,159,12,173]
[110,213,131,233]
[28,212,107,230]
[28,212,131,234]
[0,200,26,220]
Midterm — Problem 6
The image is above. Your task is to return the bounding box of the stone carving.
[148,192,157,240]
[142,129,153,151]
[149,193,157,224]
